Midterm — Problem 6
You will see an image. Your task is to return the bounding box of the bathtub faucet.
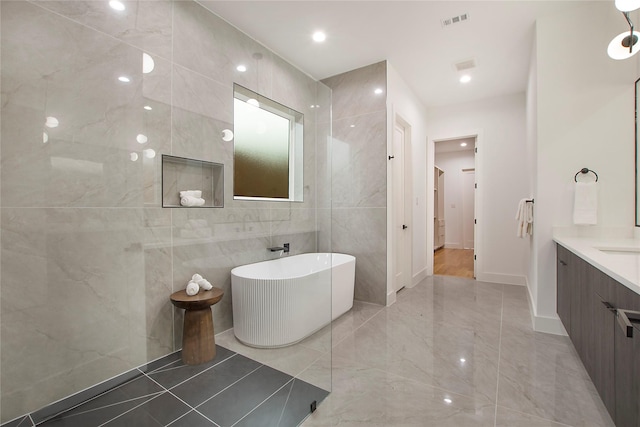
[267,243,290,253]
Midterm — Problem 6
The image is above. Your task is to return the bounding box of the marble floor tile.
[215,329,326,379]
[302,275,615,427]
[331,307,500,403]
[302,356,495,427]
[495,406,574,427]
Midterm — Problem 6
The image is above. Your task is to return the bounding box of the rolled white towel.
[180,196,205,207]
[180,190,202,198]
[192,273,203,282]
[185,280,199,296]
[197,278,212,291]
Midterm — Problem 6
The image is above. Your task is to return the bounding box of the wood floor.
[434,248,474,278]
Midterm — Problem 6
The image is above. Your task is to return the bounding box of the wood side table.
[170,287,224,365]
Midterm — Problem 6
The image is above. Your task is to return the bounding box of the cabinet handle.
[559,260,567,266]
[602,301,616,312]
[616,309,640,338]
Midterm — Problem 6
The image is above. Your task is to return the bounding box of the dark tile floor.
[3,346,328,427]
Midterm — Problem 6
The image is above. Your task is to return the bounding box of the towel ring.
[574,168,598,182]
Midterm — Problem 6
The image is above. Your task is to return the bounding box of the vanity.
[554,236,640,427]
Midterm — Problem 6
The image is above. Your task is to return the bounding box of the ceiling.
[199,1,592,108]
[435,137,476,154]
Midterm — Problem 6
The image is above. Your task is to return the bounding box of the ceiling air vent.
[441,13,469,27]
[454,59,476,72]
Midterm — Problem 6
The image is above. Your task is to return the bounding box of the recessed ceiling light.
[118,76,131,83]
[247,98,259,107]
[143,105,152,111]
[130,152,139,162]
[374,88,383,95]
[136,134,148,144]
[236,65,247,72]
[460,358,466,363]
[312,31,326,43]
[460,142,467,147]
[444,398,453,404]
[143,148,156,159]
[109,0,125,11]
[43,132,49,144]
[350,124,356,128]
[459,75,471,83]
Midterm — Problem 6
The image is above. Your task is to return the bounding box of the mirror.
[636,78,640,226]
[233,84,304,201]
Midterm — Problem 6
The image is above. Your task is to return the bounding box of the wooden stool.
[170,288,224,365]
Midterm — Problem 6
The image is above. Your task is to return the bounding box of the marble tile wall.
[322,62,388,305]
[0,0,331,422]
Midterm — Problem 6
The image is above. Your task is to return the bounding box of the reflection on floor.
[4,346,328,427]
[434,248,475,278]
[303,275,614,427]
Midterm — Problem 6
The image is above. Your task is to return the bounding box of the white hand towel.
[515,199,533,238]
[180,196,205,207]
[186,280,199,296]
[573,182,597,225]
[179,190,202,198]
[192,273,203,282]
[197,278,212,291]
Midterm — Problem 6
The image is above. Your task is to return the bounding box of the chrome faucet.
[267,243,290,253]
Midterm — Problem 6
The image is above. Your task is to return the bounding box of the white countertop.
[553,235,640,296]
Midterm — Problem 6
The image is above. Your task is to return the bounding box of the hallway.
[434,248,475,278]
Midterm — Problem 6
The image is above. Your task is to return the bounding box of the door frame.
[427,130,482,279]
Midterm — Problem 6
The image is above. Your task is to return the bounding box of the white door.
[393,124,406,292]
[462,170,475,250]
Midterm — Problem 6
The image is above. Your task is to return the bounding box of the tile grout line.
[493,285,505,426]
[191,364,265,412]
[229,378,295,427]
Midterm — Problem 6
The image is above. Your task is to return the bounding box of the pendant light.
[616,0,640,12]
[608,12,640,60]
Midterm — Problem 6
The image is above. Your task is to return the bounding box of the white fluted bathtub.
[231,253,355,348]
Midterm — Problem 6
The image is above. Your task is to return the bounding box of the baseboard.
[386,289,397,306]
[444,243,462,249]
[476,272,526,286]
[525,280,568,336]
[411,268,428,287]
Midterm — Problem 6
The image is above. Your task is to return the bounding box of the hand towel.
[179,190,202,198]
[186,280,199,296]
[573,182,597,225]
[180,196,205,207]
[515,199,533,238]
[192,273,203,282]
[197,278,213,291]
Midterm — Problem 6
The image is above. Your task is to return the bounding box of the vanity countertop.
[554,235,640,296]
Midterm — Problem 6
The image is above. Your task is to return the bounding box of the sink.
[596,247,640,255]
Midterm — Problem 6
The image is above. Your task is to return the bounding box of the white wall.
[434,150,475,249]
[387,63,430,293]
[427,93,529,285]
[531,2,637,333]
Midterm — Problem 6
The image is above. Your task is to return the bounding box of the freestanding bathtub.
[231,253,355,348]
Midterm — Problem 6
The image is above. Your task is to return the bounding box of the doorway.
[433,137,476,278]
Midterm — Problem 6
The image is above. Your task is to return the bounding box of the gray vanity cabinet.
[614,313,640,427]
[593,288,616,418]
[556,244,640,426]
[613,282,640,427]
[556,245,576,343]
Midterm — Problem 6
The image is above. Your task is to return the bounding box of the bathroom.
[2,0,640,426]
